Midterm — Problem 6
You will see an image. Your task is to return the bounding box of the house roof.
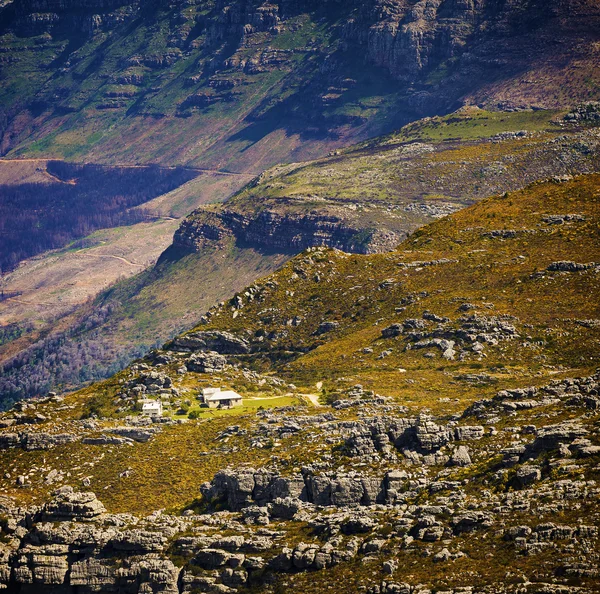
[206,390,242,402]
[142,401,162,409]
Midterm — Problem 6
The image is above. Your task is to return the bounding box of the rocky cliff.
[169,107,600,260]
[1,0,598,163]
[173,209,404,255]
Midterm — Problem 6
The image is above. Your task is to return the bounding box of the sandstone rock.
[451,511,493,534]
[186,350,228,373]
[241,505,269,525]
[315,321,339,335]
[448,445,472,467]
[511,465,541,489]
[381,324,403,338]
[110,529,168,553]
[110,426,158,442]
[547,261,595,272]
[268,497,302,520]
[82,435,133,446]
[42,487,106,521]
[171,330,250,354]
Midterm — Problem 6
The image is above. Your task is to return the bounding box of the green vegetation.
[0,173,598,594]
[2,173,597,512]
[185,174,600,409]
[0,1,409,169]
[222,108,596,223]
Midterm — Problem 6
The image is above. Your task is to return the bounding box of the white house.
[141,399,163,417]
[201,387,243,409]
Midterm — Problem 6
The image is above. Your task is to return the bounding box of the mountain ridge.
[2,105,599,407]
[1,0,599,167]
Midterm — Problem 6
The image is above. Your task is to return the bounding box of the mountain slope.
[178,106,600,254]
[1,0,599,168]
[170,173,600,399]
[0,160,202,274]
[2,105,599,406]
[0,173,598,593]
[1,0,599,407]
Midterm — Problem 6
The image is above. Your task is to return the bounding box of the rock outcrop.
[174,209,404,255]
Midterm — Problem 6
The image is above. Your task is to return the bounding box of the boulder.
[42,487,106,521]
[186,351,228,373]
[110,529,168,552]
[110,427,158,442]
[381,324,403,338]
[511,465,541,489]
[448,445,472,467]
[547,261,594,272]
[314,321,339,335]
[171,331,250,354]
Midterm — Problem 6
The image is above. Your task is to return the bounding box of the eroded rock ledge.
[173,209,404,255]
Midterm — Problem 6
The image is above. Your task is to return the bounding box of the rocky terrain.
[173,106,600,257]
[1,0,599,403]
[0,3,599,589]
[0,173,598,592]
[1,0,599,167]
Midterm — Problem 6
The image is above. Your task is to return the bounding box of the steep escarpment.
[1,0,598,165]
[173,209,403,255]
[0,174,598,593]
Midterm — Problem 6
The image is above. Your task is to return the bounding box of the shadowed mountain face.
[0,0,599,168]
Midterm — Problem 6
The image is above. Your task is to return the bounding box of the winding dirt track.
[74,252,145,268]
[0,158,250,176]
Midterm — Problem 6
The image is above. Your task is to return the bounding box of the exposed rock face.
[547,260,596,272]
[174,209,403,255]
[186,351,229,373]
[41,486,106,521]
[349,0,555,84]
[171,330,250,354]
[1,373,600,593]
[4,0,596,105]
[0,432,79,451]
[464,372,600,421]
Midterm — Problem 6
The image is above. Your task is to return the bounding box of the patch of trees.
[0,161,199,274]
[0,301,153,410]
[0,321,33,348]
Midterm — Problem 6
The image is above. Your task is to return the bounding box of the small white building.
[141,399,163,417]
[201,387,243,409]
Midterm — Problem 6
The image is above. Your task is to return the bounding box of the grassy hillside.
[2,106,599,406]
[0,237,288,408]
[178,174,600,405]
[0,174,598,594]
[186,107,600,244]
[2,172,597,504]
